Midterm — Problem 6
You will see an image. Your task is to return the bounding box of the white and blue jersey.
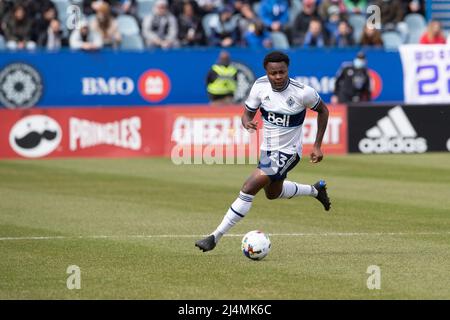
[245,76,321,156]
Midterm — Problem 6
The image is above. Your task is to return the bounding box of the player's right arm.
[242,109,258,131]
[242,80,262,131]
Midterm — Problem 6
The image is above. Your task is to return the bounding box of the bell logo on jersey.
[267,112,290,127]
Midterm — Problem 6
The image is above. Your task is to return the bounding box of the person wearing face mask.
[331,51,371,104]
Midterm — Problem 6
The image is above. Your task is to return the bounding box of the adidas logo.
[264,96,270,101]
[359,106,427,153]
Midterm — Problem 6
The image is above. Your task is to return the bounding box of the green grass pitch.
[0,153,449,299]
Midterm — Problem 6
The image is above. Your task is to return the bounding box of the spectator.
[207,5,239,47]
[374,0,405,27]
[324,5,342,37]
[0,1,13,27]
[90,1,121,49]
[83,0,116,16]
[69,20,103,51]
[360,25,383,47]
[38,19,67,50]
[2,3,36,50]
[21,0,55,21]
[291,0,320,46]
[331,20,355,47]
[32,4,58,45]
[195,0,223,16]
[171,0,201,17]
[259,0,289,32]
[404,0,425,16]
[142,0,179,49]
[373,0,408,41]
[206,50,238,105]
[332,51,371,103]
[237,3,258,40]
[177,0,206,46]
[343,0,367,15]
[303,18,328,48]
[244,20,272,49]
[318,0,346,22]
[419,20,447,44]
[111,0,138,18]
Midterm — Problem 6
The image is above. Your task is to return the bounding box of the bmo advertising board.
[0,105,348,159]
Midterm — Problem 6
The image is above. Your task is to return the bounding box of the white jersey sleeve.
[244,80,262,112]
[303,85,321,111]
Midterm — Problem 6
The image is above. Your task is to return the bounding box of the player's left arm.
[310,100,329,163]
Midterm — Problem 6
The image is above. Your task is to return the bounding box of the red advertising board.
[164,105,348,159]
[0,108,165,158]
[0,105,347,159]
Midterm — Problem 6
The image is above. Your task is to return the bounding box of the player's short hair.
[263,51,290,69]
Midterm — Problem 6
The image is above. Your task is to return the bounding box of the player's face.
[265,62,289,90]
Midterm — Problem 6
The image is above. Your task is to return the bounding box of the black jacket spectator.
[177,1,206,46]
[333,52,371,103]
[2,3,36,49]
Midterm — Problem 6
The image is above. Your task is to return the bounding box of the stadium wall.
[2,103,449,160]
[0,48,402,109]
[0,105,347,159]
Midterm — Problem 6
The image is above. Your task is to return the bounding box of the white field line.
[0,232,449,241]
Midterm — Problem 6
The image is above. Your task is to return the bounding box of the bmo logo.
[80,69,171,103]
[138,69,171,103]
[82,77,134,95]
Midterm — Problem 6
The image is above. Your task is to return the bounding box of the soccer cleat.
[195,235,216,252]
[313,180,331,211]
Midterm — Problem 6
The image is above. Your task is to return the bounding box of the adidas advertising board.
[348,104,450,153]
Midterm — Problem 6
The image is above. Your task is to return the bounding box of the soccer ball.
[241,230,271,260]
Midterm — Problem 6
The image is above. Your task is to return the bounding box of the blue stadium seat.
[270,31,290,49]
[348,13,366,43]
[52,0,71,23]
[117,14,140,36]
[404,13,427,33]
[289,0,302,26]
[120,34,145,50]
[381,31,403,50]
[202,13,217,38]
[137,0,156,21]
[408,28,425,44]
[252,2,260,18]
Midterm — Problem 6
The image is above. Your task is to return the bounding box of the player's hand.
[310,146,323,163]
[243,120,258,132]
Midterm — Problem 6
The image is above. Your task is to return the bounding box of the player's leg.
[195,169,270,252]
[263,152,331,210]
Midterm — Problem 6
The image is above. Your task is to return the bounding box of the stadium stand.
[381,31,403,49]
[270,31,290,49]
[0,0,440,50]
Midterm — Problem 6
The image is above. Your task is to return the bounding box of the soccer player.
[195,51,331,252]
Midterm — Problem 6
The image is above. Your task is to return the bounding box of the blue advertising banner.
[0,48,403,109]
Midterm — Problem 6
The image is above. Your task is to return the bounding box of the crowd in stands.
[0,0,447,51]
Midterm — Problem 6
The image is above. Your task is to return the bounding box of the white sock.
[212,191,254,243]
[278,180,318,199]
